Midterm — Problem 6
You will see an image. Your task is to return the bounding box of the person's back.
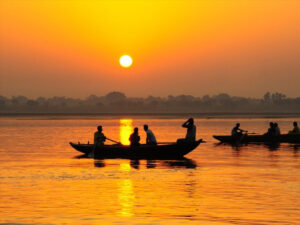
[144,125,157,145]
[266,122,276,136]
[274,123,280,136]
[177,118,197,144]
[183,118,196,142]
[186,124,196,142]
[289,122,300,134]
[129,127,140,146]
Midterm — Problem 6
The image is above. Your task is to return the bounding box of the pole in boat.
[106,138,121,144]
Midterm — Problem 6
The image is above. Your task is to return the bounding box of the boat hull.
[70,139,202,159]
[213,134,300,143]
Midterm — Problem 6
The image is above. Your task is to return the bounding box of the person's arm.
[182,120,190,128]
[238,128,247,132]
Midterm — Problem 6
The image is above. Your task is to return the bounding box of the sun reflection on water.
[117,178,135,217]
[120,119,133,145]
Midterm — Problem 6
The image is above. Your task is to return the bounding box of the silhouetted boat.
[213,134,300,143]
[69,139,202,159]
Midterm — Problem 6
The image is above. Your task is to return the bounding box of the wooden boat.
[213,134,300,143]
[69,139,202,159]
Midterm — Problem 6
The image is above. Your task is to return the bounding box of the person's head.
[143,124,148,131]
[274,123,278,127]
[294,121,298,127]
[97,125,102,132]
[188,118,194,125]
[270,122,274,127]
[236,123,240,128]
[134,127,138,133]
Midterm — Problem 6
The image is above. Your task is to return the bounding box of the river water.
[0,115,300,225]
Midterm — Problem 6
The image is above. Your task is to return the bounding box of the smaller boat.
[70,139,202,159]
[213,134,300,143]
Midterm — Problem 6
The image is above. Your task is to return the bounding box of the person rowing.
[231,123,247,138]
[144,124,157,145]
[94,125,106,149]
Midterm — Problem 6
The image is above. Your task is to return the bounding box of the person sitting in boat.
[129,127,141,146]
[231,123,245,137]
[274,123,281,136]
[265,122,276,136]
[288,122,300,134]
[177,118,196,144]
[144,124,157,145]
[94,125,106,148]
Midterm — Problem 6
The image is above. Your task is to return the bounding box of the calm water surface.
[0,116,300,225]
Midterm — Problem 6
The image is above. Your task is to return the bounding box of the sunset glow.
[1,0,300,97]
[120,119,133,145]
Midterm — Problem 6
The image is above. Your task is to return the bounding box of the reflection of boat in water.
[93,158,197,169]
[215,141,281,151]
[213,134,300,143]
[70,139,202,159]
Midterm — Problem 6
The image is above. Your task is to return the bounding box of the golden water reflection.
[117,179,135,217]
[120,119,133,145]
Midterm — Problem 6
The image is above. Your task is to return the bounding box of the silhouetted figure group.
[94,118,197,148]
[128,125,158,146]
[230,121,299,137]
[265,122,280,136]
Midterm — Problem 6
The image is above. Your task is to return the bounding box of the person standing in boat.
[288,122,300,134]
[94,125,106,148]
[177,118,196,144]
[231,123,245,137]
[129,127,141,146]
[144,124,157,145]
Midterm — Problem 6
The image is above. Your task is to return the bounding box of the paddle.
[106,137,121,144]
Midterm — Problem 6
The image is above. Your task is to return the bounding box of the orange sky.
[1,0,300,98]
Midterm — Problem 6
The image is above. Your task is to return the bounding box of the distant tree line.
[0,91,300,113]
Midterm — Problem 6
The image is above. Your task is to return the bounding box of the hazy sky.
[1,0,300,98]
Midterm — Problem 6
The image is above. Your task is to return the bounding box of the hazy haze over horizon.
[1,0,300,98]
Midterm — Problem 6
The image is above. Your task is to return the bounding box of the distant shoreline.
[1,112,300,120]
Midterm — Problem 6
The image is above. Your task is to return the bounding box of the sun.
[119,55,133,68]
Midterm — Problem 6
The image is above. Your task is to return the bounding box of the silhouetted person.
[94,125,106,148]
[289,122,300,134]
[274,123,281,136]
[177,118,196,143]
[144,124,157,145]
[265,122,276,136]
[129,127,140,146]
[231,123,245,137]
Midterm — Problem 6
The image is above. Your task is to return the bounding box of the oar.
[106,137,121,144]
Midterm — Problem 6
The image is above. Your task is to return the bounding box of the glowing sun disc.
[120,55,133,68]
